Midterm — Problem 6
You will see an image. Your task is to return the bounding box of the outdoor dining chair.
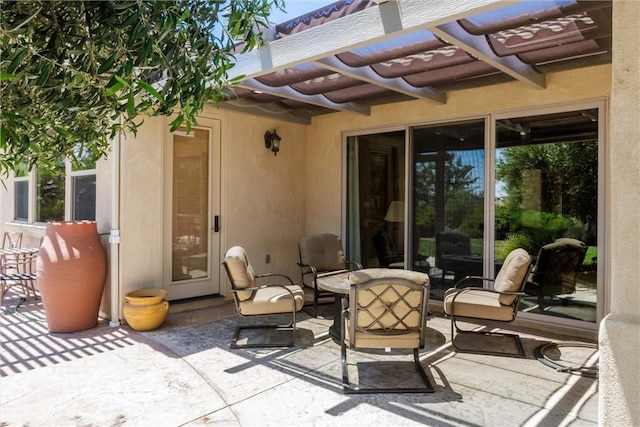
[443,248,532,357]
[223,246,304,349]
[525,238,588,310]
[297,233,362,317]
[340,268,434,394]
[0,249,38,303]
[0,231,24,275]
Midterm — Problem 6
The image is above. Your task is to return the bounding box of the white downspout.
[108,131,122,327]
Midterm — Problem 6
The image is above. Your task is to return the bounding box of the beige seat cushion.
[493,248,531,305]
[237,285,304,316]
[347,327,422,349]
[443,288,516,322]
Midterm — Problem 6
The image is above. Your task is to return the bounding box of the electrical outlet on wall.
[265,254,270,264]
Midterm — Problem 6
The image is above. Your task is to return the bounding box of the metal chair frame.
[526,241,588,309]
[222,261,299,349]
[298,260,361,318]
[448,270,531,358]
[0,250,38,302]
[340,279,434,394]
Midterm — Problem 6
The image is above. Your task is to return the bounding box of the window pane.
[495,108,598,323]
[72,175,96,220]
[346,131,405,268]
[36,163,65,222]
[172,129,209,282]
[14,181,28,221]
[411,119,485,300]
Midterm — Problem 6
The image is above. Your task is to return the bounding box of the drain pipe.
[108,131,122,327]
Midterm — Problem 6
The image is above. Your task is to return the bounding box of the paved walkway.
[1,289,598,426]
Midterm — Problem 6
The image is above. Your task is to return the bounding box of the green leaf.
[138,80,163,102]
[29,118,46,125]
[114,74,132,88]
[104,81,124,96]
[169,115,184,132]
[127,92,135,117]
[35,63,53,86]
[7,48,28,74]
[53,126,71,137]
[0,73,17,81]
[98,51,119,74]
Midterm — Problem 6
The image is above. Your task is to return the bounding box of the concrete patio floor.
[1,289,599,427]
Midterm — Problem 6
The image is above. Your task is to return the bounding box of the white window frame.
[12,160,97,224]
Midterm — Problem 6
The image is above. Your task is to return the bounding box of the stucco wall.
[305,65,612,237]
[220,108,307,281]
[116,107,307,307]
[118,116,165,296]
[599,1,640,424]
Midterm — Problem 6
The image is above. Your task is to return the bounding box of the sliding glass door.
[495,108,600,323]
[411,120,485,299]
[345,103,602,327]
[346,131,405,269]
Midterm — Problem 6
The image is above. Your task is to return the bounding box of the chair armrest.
[341,296,349,316]
[454,275,495,288]
[297,262,318,277]
[255,273,295,286]
[346,260,363,270]
[340,296,349,344]
[230,283,297,294]
[451,286,525,302]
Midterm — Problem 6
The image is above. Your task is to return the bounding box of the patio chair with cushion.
[340,268,434,394]
[298,233,362,317]
[223,246,304,349]
[443,248,532,357]
[525,238,588,310]
[435,230,472,285]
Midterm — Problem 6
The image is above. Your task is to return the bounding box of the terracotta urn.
[37,221,107,333]
[123,288,169,331]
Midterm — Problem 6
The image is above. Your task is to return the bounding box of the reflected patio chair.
[341,268,434,394]
[435,230,472,284]
[298,233,362,317]
[443,248,532,357]
[525,238,588,310]
[372,227,404,268]
[222,246,304,349]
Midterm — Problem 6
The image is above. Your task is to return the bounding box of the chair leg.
[313,284,319,318]
[231,309,297,349]
[342,346,434,394]
[450,316,525,357]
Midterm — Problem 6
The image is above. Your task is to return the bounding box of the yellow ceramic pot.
[123,288,169,331]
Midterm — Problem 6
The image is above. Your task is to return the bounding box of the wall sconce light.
[264,130,281,156]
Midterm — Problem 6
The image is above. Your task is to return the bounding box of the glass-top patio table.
[315,270,354,341]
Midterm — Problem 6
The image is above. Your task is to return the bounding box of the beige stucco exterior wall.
[118,115,165,298]
[599,1,640,425]
[305,64,612,237]
[116,107,307,316]
[219,108,307,281]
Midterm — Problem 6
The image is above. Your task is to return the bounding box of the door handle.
[214,215,220,232]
